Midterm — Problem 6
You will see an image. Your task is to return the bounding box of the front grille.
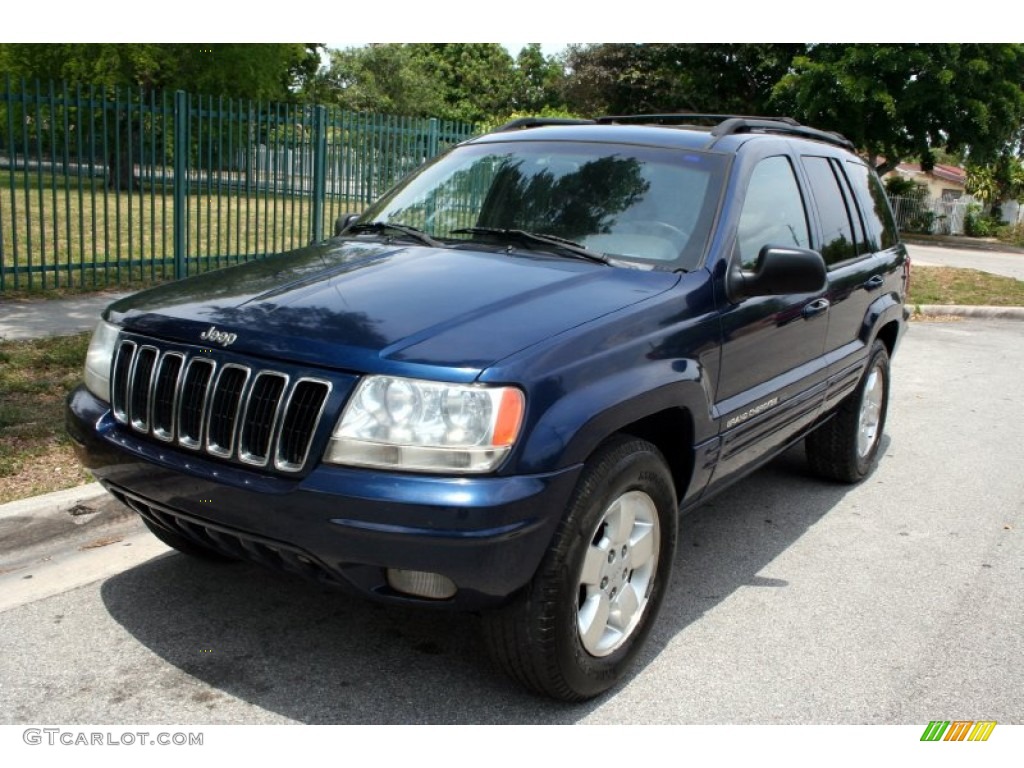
[111,340,331,473]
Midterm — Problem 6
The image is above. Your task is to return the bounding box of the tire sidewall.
[853,342,891,477]
[549,440,678,698]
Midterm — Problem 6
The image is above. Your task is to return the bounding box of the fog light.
[387,568,457,600]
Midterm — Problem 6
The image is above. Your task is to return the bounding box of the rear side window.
[802,156,862,266]
[846,161,899,250]
[736,156,809,269]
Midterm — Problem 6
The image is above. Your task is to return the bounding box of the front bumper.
[67,385,581,610]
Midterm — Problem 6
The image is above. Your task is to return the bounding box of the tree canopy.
[4,43,1023,176]
[0,43,322,101]
[562,43,1024,174]
[772,44,1024,174]
[315,43,560,125]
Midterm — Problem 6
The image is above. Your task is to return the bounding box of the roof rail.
[491,113,856,152]
[595,112,854,151]
[596,113,799,126]
[493,117,596,132]
[710,117,855,151]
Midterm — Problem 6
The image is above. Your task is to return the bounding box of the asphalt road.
[1,318,1021,725]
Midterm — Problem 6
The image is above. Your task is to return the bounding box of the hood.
[106,239,680,378]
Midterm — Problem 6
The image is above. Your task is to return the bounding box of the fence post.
[173,90,188,280]
[427,117,439,158]
[311,105,327,244]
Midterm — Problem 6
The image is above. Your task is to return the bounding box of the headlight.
[325,375,525,473]
[83,320,120,403]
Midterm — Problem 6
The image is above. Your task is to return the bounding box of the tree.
[773,44,1024,175]
[408,44,519,125]
[0,44,322,191]
[966,153,1024,217]
[562,44,803,116]
[560,44,1024,177]
[0,43,321,101]
[318,44,446,117]
[317,44,559,125]
[512,44,567,114]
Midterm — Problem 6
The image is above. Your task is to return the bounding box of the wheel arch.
[551,382,706,504]
[874,317,901,357]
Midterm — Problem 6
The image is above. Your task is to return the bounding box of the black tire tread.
[806,340,890,484]
[482,435,675,701]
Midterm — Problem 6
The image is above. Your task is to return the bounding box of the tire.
[140,516,237,562]
[483,436,678,701]
[806,339,890,483]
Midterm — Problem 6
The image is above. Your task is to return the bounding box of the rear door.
[800,155,903,410]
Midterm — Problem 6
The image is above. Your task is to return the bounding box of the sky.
[5,2,999,43]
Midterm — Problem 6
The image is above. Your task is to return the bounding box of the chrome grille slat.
[276,379,332,471]
[239,372,288,466]
[112,339,331,473]
[178,358,215,449]
[111,340,137,423]
[152,353,184,441]
[129,346,159,432]
[206,364,250,457]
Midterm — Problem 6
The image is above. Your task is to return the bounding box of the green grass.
[1,169,363,295]
[908,266,1024,307]
[0,332,93,503]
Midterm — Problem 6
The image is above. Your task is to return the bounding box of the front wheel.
[483,436,678,701]
[806,339,891,483]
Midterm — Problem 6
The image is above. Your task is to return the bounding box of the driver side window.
[737,156,810,269]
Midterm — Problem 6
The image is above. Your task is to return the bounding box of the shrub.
[963,203,1002,238]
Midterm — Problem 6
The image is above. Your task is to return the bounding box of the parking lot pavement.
[0,317,1020,725]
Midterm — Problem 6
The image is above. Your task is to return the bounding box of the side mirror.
[334,213,361,236]
[727,246,827,301]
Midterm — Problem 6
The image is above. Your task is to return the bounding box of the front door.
[709,153,830,491]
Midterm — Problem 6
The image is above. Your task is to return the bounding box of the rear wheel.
[483,436,677,701]
[806,340,890,483]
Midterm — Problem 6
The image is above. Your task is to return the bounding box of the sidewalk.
[0,291,128,340]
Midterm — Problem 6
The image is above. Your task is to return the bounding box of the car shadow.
[99,441,873,723]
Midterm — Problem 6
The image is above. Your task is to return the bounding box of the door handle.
[863,274,885,291]
[802,298,830,319]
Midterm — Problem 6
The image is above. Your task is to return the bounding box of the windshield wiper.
[451,227,610,265]
[347,221,444,248]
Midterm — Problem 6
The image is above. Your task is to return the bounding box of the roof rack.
[596,113,799,127]
[494,117,596,132]
[490,113,856,152]
[595,112,854,151]
[710,117,854,151]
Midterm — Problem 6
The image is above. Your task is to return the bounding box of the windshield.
[357,140,727,270]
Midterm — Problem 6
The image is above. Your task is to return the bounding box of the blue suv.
[67,114,909,701]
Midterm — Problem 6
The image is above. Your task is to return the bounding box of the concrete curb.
[913,304,1024,320]
[0,481,107,520]
[0,482,137,565]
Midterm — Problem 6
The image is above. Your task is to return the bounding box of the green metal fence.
[0,77,475,293]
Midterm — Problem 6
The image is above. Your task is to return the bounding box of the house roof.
[895,162,967,186]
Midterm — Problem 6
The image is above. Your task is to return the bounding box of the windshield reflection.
[359,141,725,269]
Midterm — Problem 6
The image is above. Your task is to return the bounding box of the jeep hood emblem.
[199,325,237,347]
